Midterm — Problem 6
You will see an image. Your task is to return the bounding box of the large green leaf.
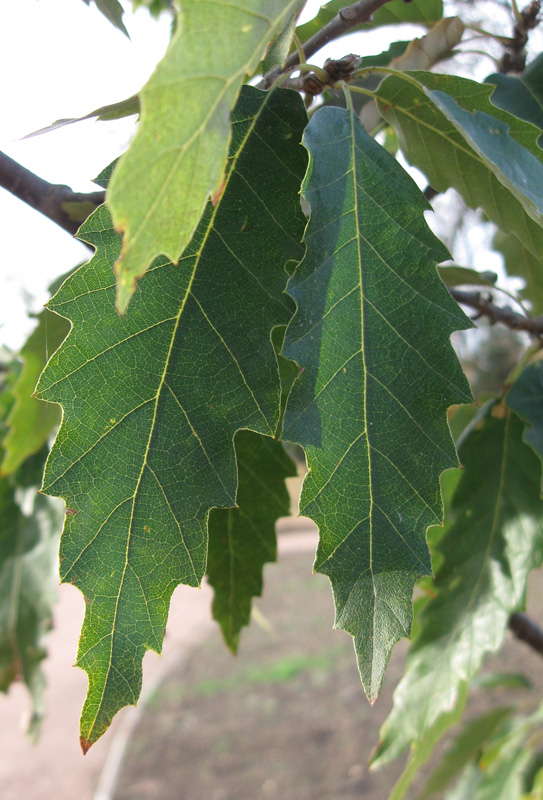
[372,403,543,776]
[108,0,303,312]
[282,104,471,702]
[36,86,307,751]
[0,448,63,738]
[374,72,543,259]
[207,431,296,651]
[1,297,70,476]
[437,266,498,287]
[493,229,543,315]
[295,0,442,44]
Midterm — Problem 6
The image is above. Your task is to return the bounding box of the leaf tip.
[114,266,136,316]
[80,736,92,756]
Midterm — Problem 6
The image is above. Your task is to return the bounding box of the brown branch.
[509,612,543,658]
[450,287,543,336]
[499,0,541,73]
[0,150,105,237]
[260,0,397,88]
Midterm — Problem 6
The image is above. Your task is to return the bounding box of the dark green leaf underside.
[207,431,296,651]
[37,86,307,750]
[283,104,471,702]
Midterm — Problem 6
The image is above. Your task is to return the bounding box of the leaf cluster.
[3,0,543,796]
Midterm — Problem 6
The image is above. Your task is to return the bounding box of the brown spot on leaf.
[212,178,226,206]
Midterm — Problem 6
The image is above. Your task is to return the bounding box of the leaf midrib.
[348,105,378,690]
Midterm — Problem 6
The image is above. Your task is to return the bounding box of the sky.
[0,0,508,351]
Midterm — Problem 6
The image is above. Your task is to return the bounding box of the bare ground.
[113,548,543,800]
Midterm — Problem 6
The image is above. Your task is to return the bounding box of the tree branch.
[261,0,397,88]
[509,612,543,658]
[0,150,105,238]
[499,0,541,73]
[450,287,543,336]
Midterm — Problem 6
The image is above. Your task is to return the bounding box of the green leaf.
[416,707,514,800]
[372,403,543,774]
[295,0,442,44]
[0,450,63,739]
[1,300,70,476]
[108,0,303,313]
[388,683,469,800]
[375,72,543,259]
[493,229,543,315]
[207,431,296,652]
[485,53,543,144]
[471,671,532,691]
[36,86,307,751]
[24,95,139,139]
[507,360,543,484]
[282,104,471,702]
[438,266,498,287]
[456,720,536,800]
[81,0,129,36]
[262,0,305,72]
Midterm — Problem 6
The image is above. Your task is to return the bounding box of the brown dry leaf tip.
[212,177,227,206]
[80,736,92,756]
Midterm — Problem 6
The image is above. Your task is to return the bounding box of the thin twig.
[0,150,104,237]
[509,612,543,658]
[450,287,543,335]
[260,0,396,88]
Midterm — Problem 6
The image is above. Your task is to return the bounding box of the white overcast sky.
[1,0,506,351]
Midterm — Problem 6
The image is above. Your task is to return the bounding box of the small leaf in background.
[108,0,304,312]
[0,464,63,739]
[282,103,471,702]
[387,684,469,800]
[24,95,139,139]
[295,0,443,44]
[1,283,71,475]
[207,431,296,652]
[493,229,543,315]
[506,360,543,485]
[261,0,306,73]
[416,707,513,800]
[360,18,464,133]
[371,403,543,791]
[445,707,543,800]
[486,52,543,145]
[437,265,498,287]
[36,86,307,751]
[81,0,129,36]
[471,671,532,691]
[375,72,543,261]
